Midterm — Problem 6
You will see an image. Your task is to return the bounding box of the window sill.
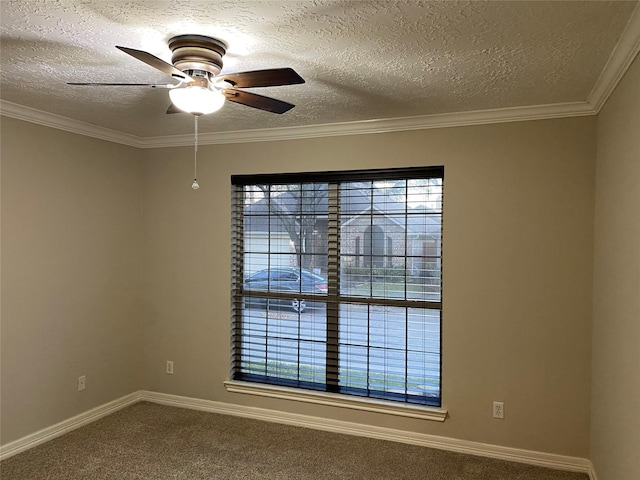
[223,380,447,422]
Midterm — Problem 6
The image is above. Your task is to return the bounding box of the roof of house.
[244,189,441,235]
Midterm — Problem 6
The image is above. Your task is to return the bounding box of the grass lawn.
[348,282,439,299]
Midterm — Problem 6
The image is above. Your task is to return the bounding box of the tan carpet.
[0,402,588,479]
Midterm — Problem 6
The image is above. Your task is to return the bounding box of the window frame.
[229,166,445,419]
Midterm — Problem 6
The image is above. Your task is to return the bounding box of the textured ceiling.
[0,0,638,140]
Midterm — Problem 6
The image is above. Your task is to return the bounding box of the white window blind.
[231,167,443,407]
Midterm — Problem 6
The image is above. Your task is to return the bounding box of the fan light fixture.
[169,85,225,115]
[67,34,305,189]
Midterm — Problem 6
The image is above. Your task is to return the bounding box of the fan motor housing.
[169,34,228,76]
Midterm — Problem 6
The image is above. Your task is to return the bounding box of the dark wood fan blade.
[67,82,174,88]
[217,68,304,88]
[116,46,194,82]
[222,89,295,114]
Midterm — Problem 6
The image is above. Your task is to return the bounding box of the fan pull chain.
[191,115,200,190]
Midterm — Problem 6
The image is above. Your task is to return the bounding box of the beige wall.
[592,53,640,479]
[0,114,598,458]
[0,118,142,444]
[140,116,596,457]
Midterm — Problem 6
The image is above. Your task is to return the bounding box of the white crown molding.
[588,2,640,112]
[0,389,596,478]
[140,101,595,148]
[0,100,142,148]
[2,98,595,149]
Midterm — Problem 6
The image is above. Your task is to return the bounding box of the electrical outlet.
[78,375,86,392]
[166,360,174,375]
[493,401,504,419]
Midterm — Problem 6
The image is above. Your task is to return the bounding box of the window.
[230,167,443,408]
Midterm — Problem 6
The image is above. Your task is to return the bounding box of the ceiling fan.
[69,34,305,116]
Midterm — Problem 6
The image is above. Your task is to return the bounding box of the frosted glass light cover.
[169,86,225,115]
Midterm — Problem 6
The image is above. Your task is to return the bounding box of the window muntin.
[231,167,443,407]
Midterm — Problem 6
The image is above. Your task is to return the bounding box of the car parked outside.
[243,268,327,313]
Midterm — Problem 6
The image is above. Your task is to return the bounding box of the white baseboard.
[1,389,596,479]
[139,390,593,477]
[0,392,141,461]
